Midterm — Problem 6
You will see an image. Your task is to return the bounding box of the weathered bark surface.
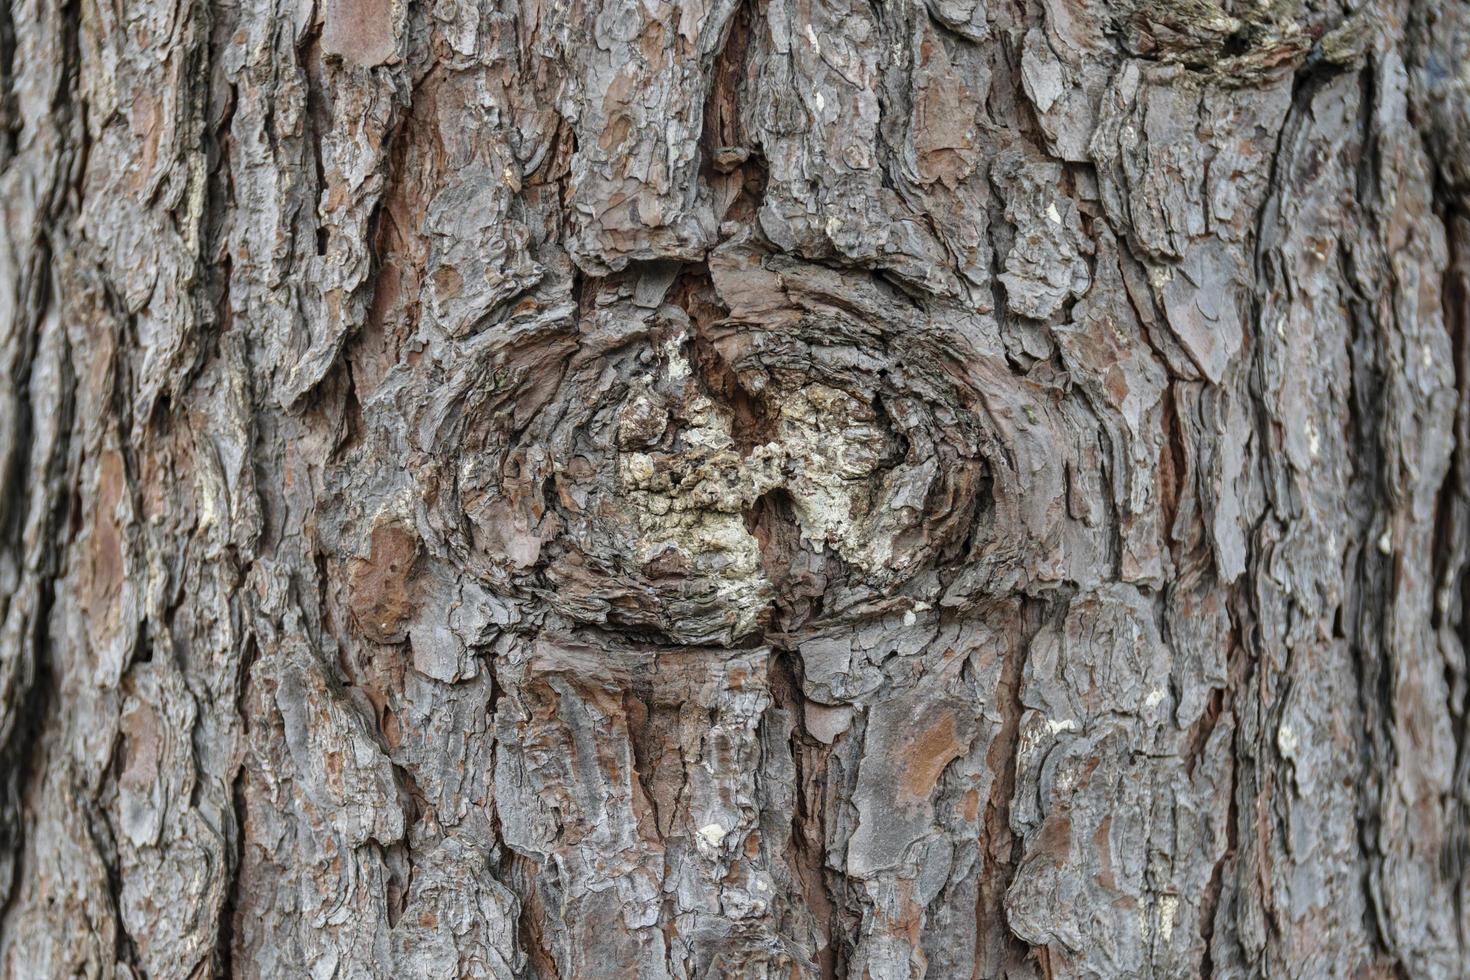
[0,0,1467,975]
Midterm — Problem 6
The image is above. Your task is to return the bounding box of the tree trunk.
[0,0,1466,975]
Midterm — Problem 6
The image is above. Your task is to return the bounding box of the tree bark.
[0,0,1466,975]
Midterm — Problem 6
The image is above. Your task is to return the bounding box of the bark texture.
[0,0,1467,975]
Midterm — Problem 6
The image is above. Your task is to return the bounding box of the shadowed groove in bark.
[973,596,1039,978]
[0,0,84,926]
[1412,23,1470,929]
[0,0,15,169]
[1433,201,1470,958]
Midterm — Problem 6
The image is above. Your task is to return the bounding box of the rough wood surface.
[0,0,1466,975]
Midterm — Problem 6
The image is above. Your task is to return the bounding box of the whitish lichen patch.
[613,332,921,639]
[777,384,903,569]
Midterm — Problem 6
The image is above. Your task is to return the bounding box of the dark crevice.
[214,752,248,976]
[0,0,82,925]
[700,0,755,174]
[1,0,87,952]
[1342,58,1412,969]
[745,488,838,636]
[0,578,58,929]
[510,852,563,980]
[1198,622,1248,978]
[973,596,1045,978]
[622,682,662,836]
[1183,685,1226,779]
[0,0,16,167]
[1432,200,1470,951]
[675,265,779,457]
[90,804,143,972]
[299,27,330,260]
[768,648,842,980]
[1158,384,1188,552]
